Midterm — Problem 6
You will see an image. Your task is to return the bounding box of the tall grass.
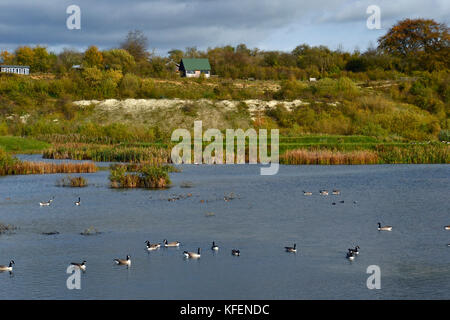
[280,149,379,165]
[109,164,172,189]
[56,175,88,187]
[0,149,97,175]
[43,143,170,164]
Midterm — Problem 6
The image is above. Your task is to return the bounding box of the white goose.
[378,222,393,231]
[0,260,14,272]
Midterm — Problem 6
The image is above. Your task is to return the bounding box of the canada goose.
[348,246,360,255]
[0,260,14,272]
[332,202,336,205]
[70,261,86,271]
[39,197,54,206]
[231,249,240,256]
[114,255,131,266]
[285,244,297,253]
[346,251,355,261]
[211,241,219,251]
[444,226,450,231]
[332,190,341,195]
[377,222,393,231]
[303,191,313,196]
[340,200,345,203]
[145,240,161,251]
[183,248,201,259]
[75,197,81,206]
[164,239,180,247]
[320,190,329,196]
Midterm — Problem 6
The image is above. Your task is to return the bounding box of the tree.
[15,46,35,66]
[83,46,104,68]
[120,30,149,61]
[0,50,14,64]
[32,46,53,72]
[378,18,450,70]
[168,49,183,63]
[103,49,136,73]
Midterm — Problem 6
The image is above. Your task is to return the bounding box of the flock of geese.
[2,190,449,273]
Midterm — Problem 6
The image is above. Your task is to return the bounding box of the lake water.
[0,155,449,299]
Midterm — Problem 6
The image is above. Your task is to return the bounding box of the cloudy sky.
[0,0,448,55]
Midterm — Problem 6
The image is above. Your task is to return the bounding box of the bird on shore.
[114,255,131,266]
[74,197,81,206]
[70,261,86,271]
[231,249,240,256]
[145,240,161,251]
[183,248,201,259]
[378,222,393,231]
[211,242,219,251]
[39,197,54,206]
[285,244,297,253]
[0,260,15,272]
[164,239,180,247]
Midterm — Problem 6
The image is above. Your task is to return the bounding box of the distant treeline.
[1,19,448,80]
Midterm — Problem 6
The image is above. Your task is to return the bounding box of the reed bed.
[43,143,171,164]
[56,175,88,187]
[0,160,97,176]
[280,149,379,165]
[109,164,171,189]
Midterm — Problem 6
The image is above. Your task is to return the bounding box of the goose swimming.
[346,251,355,261]
[332,190,341,195]
[74,197,81,206]
[231,249,240,256]
[348,246,360,255]
[70,261,86,271]
[320,190,329,196]
[145,240,161,251]
[377,222,393,231]
[284,244,297,253]
[444,226,450,231]
[183,248,201,259]
[303,191,313,196]
[114,255,131,266]
[0,260,14,272]
[211,242,219,251]
[164,239,180,247]
[39,197,54,206]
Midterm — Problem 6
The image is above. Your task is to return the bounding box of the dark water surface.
[0,155,449,299]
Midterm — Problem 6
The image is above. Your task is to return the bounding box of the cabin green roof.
[181,58,211,71]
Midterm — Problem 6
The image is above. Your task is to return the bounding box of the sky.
[0,0,448,55]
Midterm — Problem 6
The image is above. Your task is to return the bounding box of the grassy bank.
[0,136,50,153]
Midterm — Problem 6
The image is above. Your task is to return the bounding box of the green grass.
[0,136,50,153]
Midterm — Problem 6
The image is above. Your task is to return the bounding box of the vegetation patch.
[56,175,88,187]
[109,164,172,189]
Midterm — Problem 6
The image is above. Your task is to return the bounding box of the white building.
[0,65,30,75]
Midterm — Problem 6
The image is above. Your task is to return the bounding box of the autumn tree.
[0,50,14,64]
[103,49,136,73]
[120,30,149,61]
[83,46,104,68]
[378,18,450,71]
[15,46,35,66]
